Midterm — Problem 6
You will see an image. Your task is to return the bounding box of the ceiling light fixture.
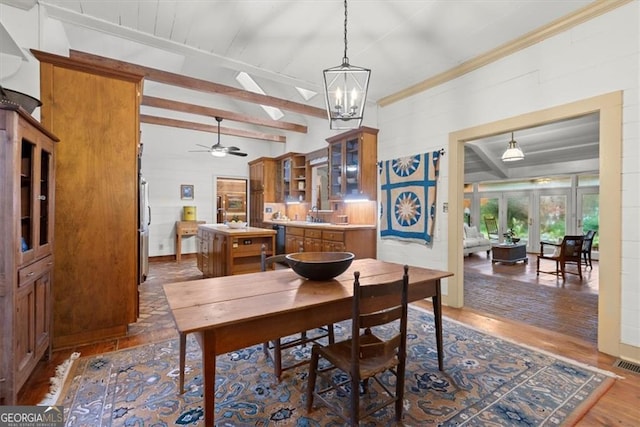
[501,132,525,162]
[323,0,370,130]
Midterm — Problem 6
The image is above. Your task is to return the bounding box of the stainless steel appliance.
[139,177,150,283]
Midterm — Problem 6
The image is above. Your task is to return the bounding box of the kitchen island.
[196,224,276,278]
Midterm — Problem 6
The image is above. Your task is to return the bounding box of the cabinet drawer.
[18,255,53,287]
[179,225,198,235]
[304,229,322,239]
[287,227,304,237]
[232,237,272,256]
[322,230,344,242]
[179,227,198,235]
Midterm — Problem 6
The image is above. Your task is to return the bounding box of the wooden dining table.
[163,258,453,426]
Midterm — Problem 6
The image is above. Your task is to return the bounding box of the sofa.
[463,223,492,256]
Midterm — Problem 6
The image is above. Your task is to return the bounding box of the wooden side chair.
[261,245,335,381]
[536,235,584,281]
[582,230,596,270]
[306,266,409,425]
[484,215,499,241]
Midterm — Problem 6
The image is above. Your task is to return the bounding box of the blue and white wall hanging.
[379,151,441,245]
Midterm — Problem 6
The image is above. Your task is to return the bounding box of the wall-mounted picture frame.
[181,184,194,200]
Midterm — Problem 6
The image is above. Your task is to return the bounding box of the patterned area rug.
[55,306,614,426]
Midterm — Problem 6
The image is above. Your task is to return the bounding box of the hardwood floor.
[19,256,639,426]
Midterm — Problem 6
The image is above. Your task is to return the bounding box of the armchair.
[536,235,584,281]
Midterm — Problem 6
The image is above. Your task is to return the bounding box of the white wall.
[377,3,640,348]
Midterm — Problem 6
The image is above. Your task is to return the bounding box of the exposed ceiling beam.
[69,50,327,119]
[142,95,307,133]
[465,141,508,179]
[140,114,286,143]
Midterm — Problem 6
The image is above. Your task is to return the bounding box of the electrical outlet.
[159,243,164,250]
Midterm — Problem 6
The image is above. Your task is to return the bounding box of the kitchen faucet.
[310,205,319,222]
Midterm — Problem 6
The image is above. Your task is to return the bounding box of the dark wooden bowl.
[285,252,355,281]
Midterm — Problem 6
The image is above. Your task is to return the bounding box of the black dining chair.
[306,266,410,425]
[582,230,596,270]
[260,245,335,381]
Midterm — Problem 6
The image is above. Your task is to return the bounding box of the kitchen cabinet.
[303,228,323,252]
[0,105,58,405]
[248,157,277,228]
[285,227,305,254]
[326,127,378,201]
[277,153,307,203]
[284,224,375,259]
[34,49,143,349]
[197,225,276,277]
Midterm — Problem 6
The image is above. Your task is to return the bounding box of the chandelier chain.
[343,0,348,62]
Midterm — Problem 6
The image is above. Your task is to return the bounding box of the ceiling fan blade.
[227,146,241,151]
[228,151,248,157]
[188,149,211,152]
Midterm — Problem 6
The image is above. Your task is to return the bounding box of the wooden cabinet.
[277,153,307,203]
[326,127,378,201]
[285,227,305,253]
[1,105,58,405]
[197,225,276,277]
[284,225,375,259]
[34,50,143,349]
[249,157,277,228]
[304,228,323,252]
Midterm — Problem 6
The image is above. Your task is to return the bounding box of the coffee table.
[491,243,528,264]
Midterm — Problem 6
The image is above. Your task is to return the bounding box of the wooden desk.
[164,258,453,426]
[175,221,205,262]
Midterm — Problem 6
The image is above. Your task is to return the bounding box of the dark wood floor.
[18,255,639,426]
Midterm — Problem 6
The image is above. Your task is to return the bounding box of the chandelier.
[323,0,370,130]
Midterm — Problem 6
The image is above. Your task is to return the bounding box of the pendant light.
[501,132,525,162]
[323,0,370,130]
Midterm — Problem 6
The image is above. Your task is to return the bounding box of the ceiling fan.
[190,117,248,157]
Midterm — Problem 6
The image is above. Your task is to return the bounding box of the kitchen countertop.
[199,224,277,235]
[264,219,376,230]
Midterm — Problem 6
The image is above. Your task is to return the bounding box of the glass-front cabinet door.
[329,139,344,199]
[326,127,378,202]
[344,137,360,197]
[20,139,35,265]
[18,133,55,266]
[329,136,361,199]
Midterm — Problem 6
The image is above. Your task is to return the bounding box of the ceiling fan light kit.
[501,132,525,162]
[323,0,370,130]
[189,117,248,158]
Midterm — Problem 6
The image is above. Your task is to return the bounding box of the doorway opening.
[448,92,623,356]
[215,177,248,223]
